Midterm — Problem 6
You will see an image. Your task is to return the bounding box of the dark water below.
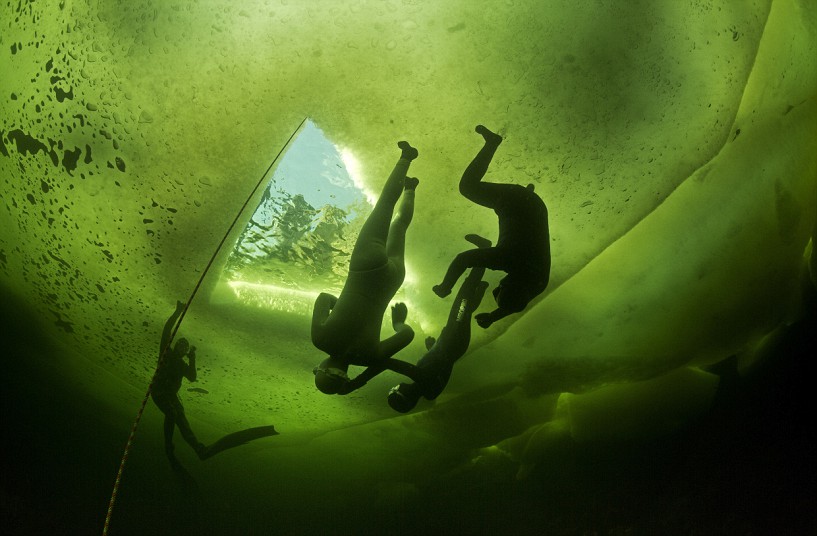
[2,284,815,535]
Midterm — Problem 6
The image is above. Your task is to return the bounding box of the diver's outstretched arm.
[339,356,424,395]
[384,358,424,383]
[337,361,388,394]
[338,366,382,394]
[160,301,185,359]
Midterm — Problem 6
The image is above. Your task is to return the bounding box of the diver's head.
[493,279,529,313]
[313,357,349,394]
[174,337,190,355]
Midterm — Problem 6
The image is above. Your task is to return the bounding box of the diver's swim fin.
[199,425,278,460]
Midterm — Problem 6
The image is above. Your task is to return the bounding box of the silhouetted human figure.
[311,326,428,395]
[311,141,421,394]
[152,301,277,467]
[433,125,550,328]
[388,235,491,413]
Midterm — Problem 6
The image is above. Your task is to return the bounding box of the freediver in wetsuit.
[433,125,551,329]
[311,141,422,395]
[152,301,277,468]
[388,234,491,413]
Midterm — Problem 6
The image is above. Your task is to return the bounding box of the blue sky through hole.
[263,119,364,214]
[223,120,370,299]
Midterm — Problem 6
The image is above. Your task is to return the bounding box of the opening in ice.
[221,120,371,313]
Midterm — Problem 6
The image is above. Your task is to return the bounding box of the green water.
[2,1,816,534]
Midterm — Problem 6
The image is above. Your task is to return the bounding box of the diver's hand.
[475,313,493,329]
[391,302,408,329]
[318,292,338,310]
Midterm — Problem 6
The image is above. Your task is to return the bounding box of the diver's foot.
[432,284,451,298]
[194,443,209,460]
[404,176,419,190]
[465,233,492,248]
[475,125,502,146]
[398,141,418,161]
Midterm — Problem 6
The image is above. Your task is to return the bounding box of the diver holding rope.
[152,301,278,467]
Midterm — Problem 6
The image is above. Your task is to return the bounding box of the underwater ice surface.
[1,0,816,533]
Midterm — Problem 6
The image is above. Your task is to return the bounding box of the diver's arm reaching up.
[377,302,415,360]
[160,301,185,360]
[379,326,415,359]
[311,292,338,344]
[183,346,198,382]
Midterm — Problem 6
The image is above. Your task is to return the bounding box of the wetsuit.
[312,263,410,366]
[152,304,278,464]
[389,262,489,413]
[312,143,419,394]
[151,305,206,459]
[435,126,550,327]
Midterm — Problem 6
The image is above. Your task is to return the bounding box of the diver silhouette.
[311,141,421,395]
[388,235,491,413]
[433,125,551,328]
[152,301,277,467]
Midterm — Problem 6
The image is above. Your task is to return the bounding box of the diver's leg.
[350,142,417,271]
[153,393,178,460]
[169,398,207,459]
[433,247,502,298]
[163,415,176,459]
[385,358,424,383]
[444,236,491,324]
[459,125,505,209]
[384,177,417,282]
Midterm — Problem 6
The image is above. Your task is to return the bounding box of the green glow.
[1,0,815,533]
[226,280,318,315]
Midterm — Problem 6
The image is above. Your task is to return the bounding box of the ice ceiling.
[1,0,816,517]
